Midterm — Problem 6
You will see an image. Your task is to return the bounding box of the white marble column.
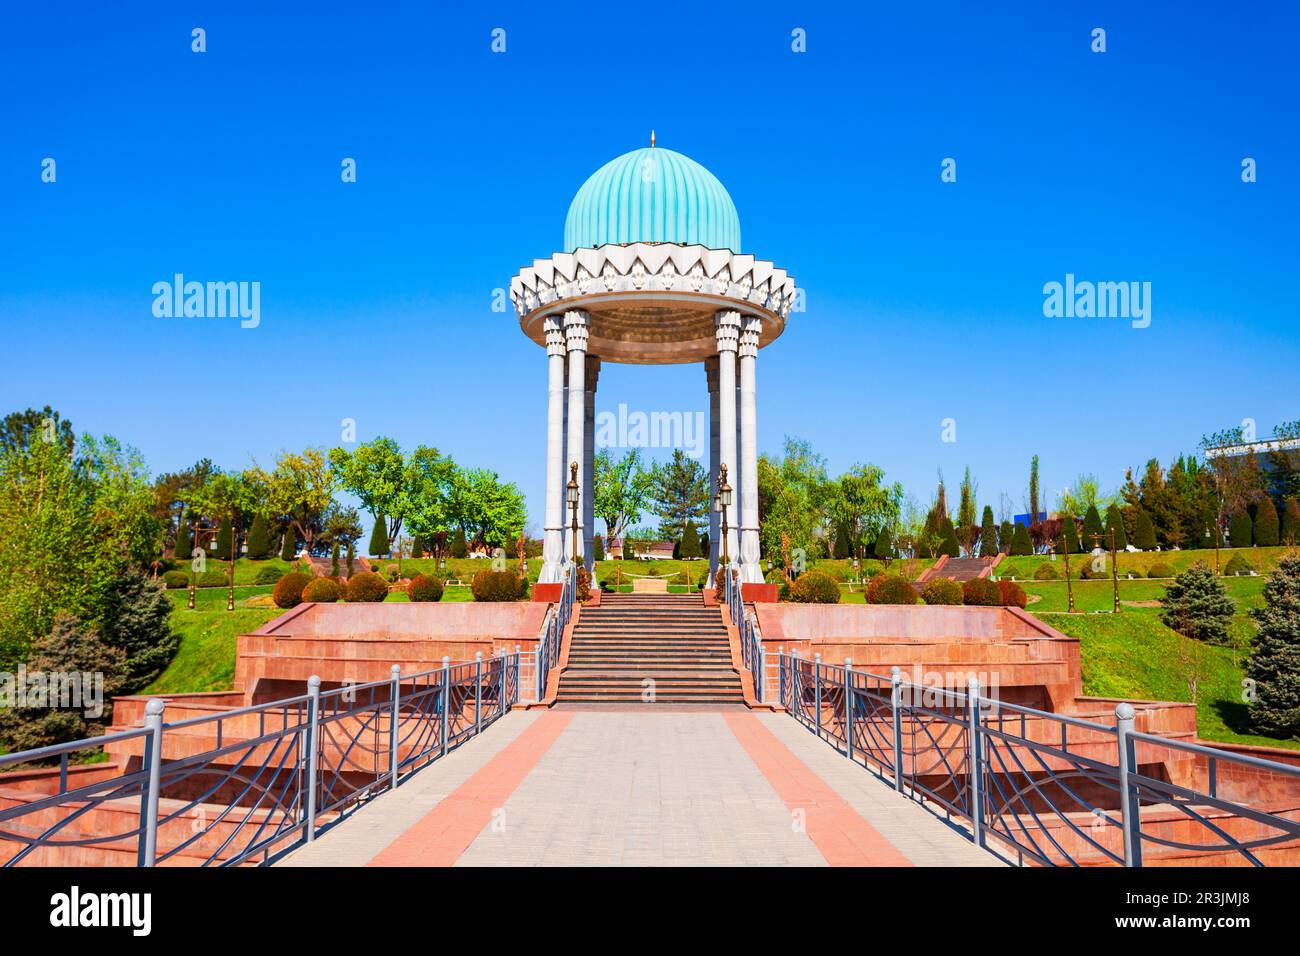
[739,315,763,582]
[540,315,567,582]
[705,356,720,581]
[715,311,741,570]
[583,356,600,572]
[563,310,589,565]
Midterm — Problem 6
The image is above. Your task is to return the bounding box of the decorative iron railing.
[726,566,766,704]
[779,653,1300,867]
[535,562,576,701]
[0,653,521,868]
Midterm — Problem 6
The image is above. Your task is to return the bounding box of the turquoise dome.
[564,147,741,253]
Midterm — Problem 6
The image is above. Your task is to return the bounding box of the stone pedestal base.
[742,583,780,604]
[531,583,563,603]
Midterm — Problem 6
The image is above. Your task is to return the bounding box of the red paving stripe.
[368,711,573,867]
[723,712,913,867]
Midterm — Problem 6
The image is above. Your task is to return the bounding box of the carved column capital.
[564,309,590,352]
[714,309,742,353]
[739,315,762,359]
[544,314,566,358]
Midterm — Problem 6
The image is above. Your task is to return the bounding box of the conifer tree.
[1247,554,1300,738]
[1082,504,1105,550]
[1104,503,1129,551]
[1133,510,1158,550]
[999,520,1014,554]
[280,525,296,561]
[680,520,702,559]
[369,515,390,557]
[174,511,193,560]
[246,513,272,560]
[1010,523,1033,556]
[979,506,998,557]
[1229,511,1253,548]
[1254,498,1280,548]
[1283,499,1300,546]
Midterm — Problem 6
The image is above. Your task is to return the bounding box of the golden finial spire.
[650,129,656,148]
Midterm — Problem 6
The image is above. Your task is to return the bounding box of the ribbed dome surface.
[564,147,741,253]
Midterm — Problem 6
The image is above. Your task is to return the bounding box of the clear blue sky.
[2,2,1297,535]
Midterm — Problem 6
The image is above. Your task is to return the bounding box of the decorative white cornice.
[511,243,797,319]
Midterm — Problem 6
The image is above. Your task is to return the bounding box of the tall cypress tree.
[1133,510,1158,550]
[369,515,390,557]
[998,520,1015,554]
[1104,503,1129,550]
[451,528,468,558]
[834,522,853,559]
[1255,498,1280,547]
[939,517,961,558]
[1246,553,1300,738]
[1283,499,1300,546]
[280,525,296,561]
[978,506,998,557]
[1082,504,1105,551]
[1229,511,1253,548]
[874,528,894,560]
[214,518,234,562]
[246,513,272,559]
[1010,523,1033,556]
[679,520,702,559]
[1057,515,1082,554]
[174,511,193,560]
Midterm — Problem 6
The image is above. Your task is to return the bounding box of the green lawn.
[150,587,282,694]
[995,545,1291,582]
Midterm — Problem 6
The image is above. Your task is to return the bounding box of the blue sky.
[2,2,1297,534]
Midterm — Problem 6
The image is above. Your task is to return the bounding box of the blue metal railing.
[779,653,1300,867]
[0,653,521,868]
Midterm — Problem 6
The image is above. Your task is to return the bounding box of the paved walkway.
[277,709,997,867]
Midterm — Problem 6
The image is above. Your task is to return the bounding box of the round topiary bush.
[999,565,1022,581]
[575,567,592,602]
[407,573,445,602]
[1034,564,1059,580]
[198,570,227,588]
[345,571,390,603]
[162,570,189,589]
[921,578,962,605]
[1223,554,1255,577]
[471,569,523,602]
[789,569,840,604]
[255,565,285,585]
[272,571,312,609]
[302,577,343,603]
[1148,562,1175,579]
[961,578,1002,607]
[866,574,918,605]
[998,580,1028,609]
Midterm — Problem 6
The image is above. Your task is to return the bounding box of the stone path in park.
[277,709,997,868]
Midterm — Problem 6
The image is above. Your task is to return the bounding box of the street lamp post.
[566,461,580,565]
[226,515,237,612]
[718,464,732,567]
[187,524,219,611]
[1061,525,1075,613]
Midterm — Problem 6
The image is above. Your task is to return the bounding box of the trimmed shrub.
[679,521,702,560]
[345,571,389,603]
[1010,523,1033,556]
[789,569,840,604]
[576,567,592,603]
[866,574,918,605]
[407,574,444,602]
[451,529,468,559]
[1161,562,1235,645]
[979,506,998,557]
[197,570,226,587]
[1254,499,1280,547]
[998,580,1028,609]
[1229,511,1253,549]
[961,578,1001,607]
[272,572,312,609]
[162,570,189,589]
[471,570,522,603]
[518,574,530,599]
[999,565,1022,581]
[411,536,427,559]
[214,520,233,562]
[939,518,961,558]
[593,535,605,561]
[998,520,1014,555]
[1056,516,1082,554]
[1223,554,1255,577]
[1078,553,1109,580]
[1081,505,1105,551]
[246,513,272,560]
[873,528,894,560]
[255,565,285,585]
[1148,562,1175,579]
[302,577,343,603]
[1283,498,1300,546]
[1104,504,1129,551]
[921,578,962,605]
[1034,564,1059,580]
[345,543,355,577]
[368,517,389,557]
[279,527,296,561]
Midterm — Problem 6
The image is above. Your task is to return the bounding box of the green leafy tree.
[1229,511,1253,548]
[1161,562,1235,646]
[594,448,655,544]
[402,446,459,545]
[253,448,335,554]
[446,467,527,550]
[101,569,178,692]
[649,449,710,541]
[758,438,837,562]
[1133,509,1158,550]
[978,506,997,557]
[330,437,446,547]
[0,405,75,457]
[369,516,390,557]
[1010,523,1033,556]
[1246,554,1300,738]
[245,512,272,559]
[1104,504,1129,551]
[1254,498,1280,547]
[830,463,903,559]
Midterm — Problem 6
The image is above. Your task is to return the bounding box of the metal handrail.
[0,653,522,868]
[778,652,1300,867]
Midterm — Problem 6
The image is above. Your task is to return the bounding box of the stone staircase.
[556,593,744,705]
[915,555,997,585]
